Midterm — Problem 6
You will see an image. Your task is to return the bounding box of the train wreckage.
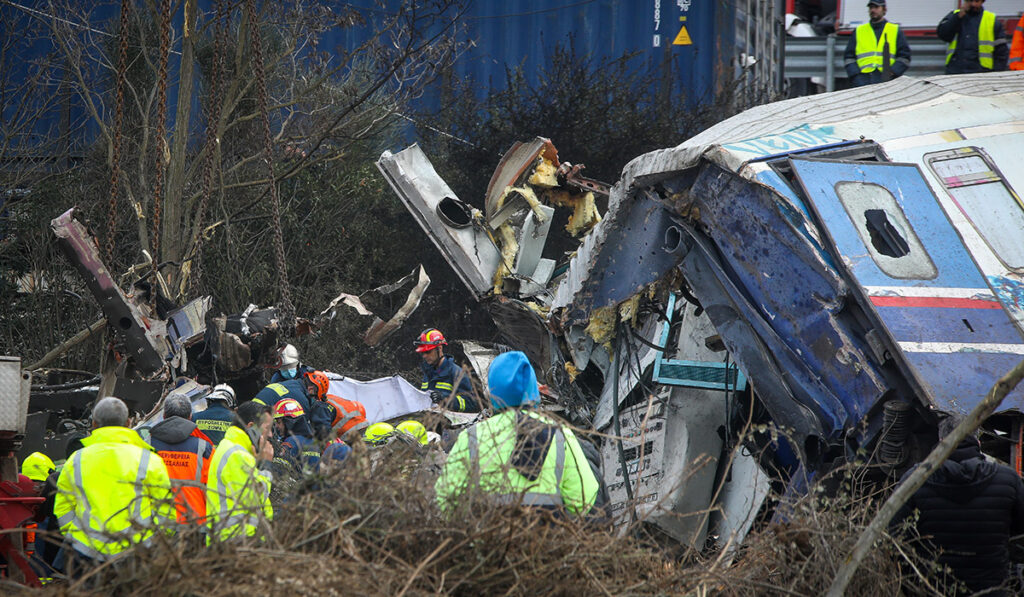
[377,72,1024,548]
[6,72,1024,558]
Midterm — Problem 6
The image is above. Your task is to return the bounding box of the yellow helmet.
[22,452,55,482]
[364,422,395,445]
[396,420,429,446]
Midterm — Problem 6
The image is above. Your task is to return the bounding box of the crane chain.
[149,0,173,310]
[105,0,132,267]
[245,0,296,335]
[188,0,229,297]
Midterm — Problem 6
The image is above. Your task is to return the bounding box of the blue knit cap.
[488,351,540,410]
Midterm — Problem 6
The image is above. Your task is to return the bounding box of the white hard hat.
[277,344,300,369]
[207,383,236,408]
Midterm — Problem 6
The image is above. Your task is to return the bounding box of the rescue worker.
[303,370,367,441]
[252,377,311,413]
[1010,13,1023,71]
[193,383,236,445]
[364,422,395,446]
[272,398,321,472]
[415,328,480,413]
[205,401,274,542]
[149,395,214,524]
[20,452,54,576]
[269,344,314,383]
[396,420,429,446]
[54,397,175,567]
[843,0,911,87]
[938,0,1009,74]
[434,351,599,517]
[21,452,55,487]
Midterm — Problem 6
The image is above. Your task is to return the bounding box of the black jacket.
[892,439,1024,594]
[937,10,1009,73]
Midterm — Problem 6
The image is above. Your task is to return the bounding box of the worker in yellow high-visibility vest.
[54,397,175,573]
[843,0,911,87]
[938,0,1010,74]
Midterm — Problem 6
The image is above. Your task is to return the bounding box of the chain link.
[188,0,229,297]
[245,0,296,334]
[149,0,173,310]
[105,0,132,267]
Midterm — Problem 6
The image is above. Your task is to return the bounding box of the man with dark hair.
[205,401,274,542]
[149,395,214,524]
[938,0,1010,74]
[843,1,911,87]
[892,417,1024,595]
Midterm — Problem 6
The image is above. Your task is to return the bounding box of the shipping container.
[1,0,786,167]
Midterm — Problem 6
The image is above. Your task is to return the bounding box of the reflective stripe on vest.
[159,438,209,522]
[854,22,898,73]
[947,10,997,69]
[64,447,155,560]
[465,425,567,507]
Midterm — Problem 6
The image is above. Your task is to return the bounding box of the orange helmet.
[414,328,447,353]
[273,398,305,419]
[304,370,330,400]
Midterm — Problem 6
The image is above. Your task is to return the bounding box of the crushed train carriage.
[378,72,1024,551]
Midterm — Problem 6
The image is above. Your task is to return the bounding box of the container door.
[790,158,1024,414]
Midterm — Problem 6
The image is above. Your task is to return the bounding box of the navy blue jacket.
[252,379,311,411]
[192,403,234,445]
[420,355,479,412]
[937,10,1009,73]
[276,433,320,471]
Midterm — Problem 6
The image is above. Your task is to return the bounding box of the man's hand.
[429,390,445,404]
[258,435,274,462]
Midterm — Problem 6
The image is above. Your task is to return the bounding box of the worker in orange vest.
[1010,13,1024,71]
[303,370,368,441]
[149,395,214,523]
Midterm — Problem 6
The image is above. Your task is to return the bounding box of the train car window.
[833,181,937,280]
[926,147,1024,270]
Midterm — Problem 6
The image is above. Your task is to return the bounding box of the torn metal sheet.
[459,340,499,399]
[50,208,168,374]
[166,296,212,354]
[709,446,771,560]
[321,265,431,346]
[376,145,500,299]
[484,138,559,226]
[602,385,727,549]
[513,204,554,279]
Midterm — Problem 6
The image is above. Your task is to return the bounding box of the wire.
[610,337,638,523]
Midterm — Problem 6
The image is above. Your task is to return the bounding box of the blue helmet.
[488,351,540,410]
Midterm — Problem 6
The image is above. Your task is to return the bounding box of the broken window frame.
[832,180,938,280]
[924,146,1024,272]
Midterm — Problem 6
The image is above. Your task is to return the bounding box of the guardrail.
[785,35,948,91]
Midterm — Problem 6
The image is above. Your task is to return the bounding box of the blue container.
[1,0,753,159]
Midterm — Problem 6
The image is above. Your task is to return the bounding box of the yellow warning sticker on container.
[674,16,692,46]
[673,26,691,45]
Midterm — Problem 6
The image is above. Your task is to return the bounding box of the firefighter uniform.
[205,426,273,542]
[54,426,175,560]
[420,356,479,413]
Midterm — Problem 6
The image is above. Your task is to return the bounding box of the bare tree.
[41,0,464,302]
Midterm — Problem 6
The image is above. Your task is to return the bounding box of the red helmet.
[273,398,305,419]
[414,328,447,353]
[304,370,330,400]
